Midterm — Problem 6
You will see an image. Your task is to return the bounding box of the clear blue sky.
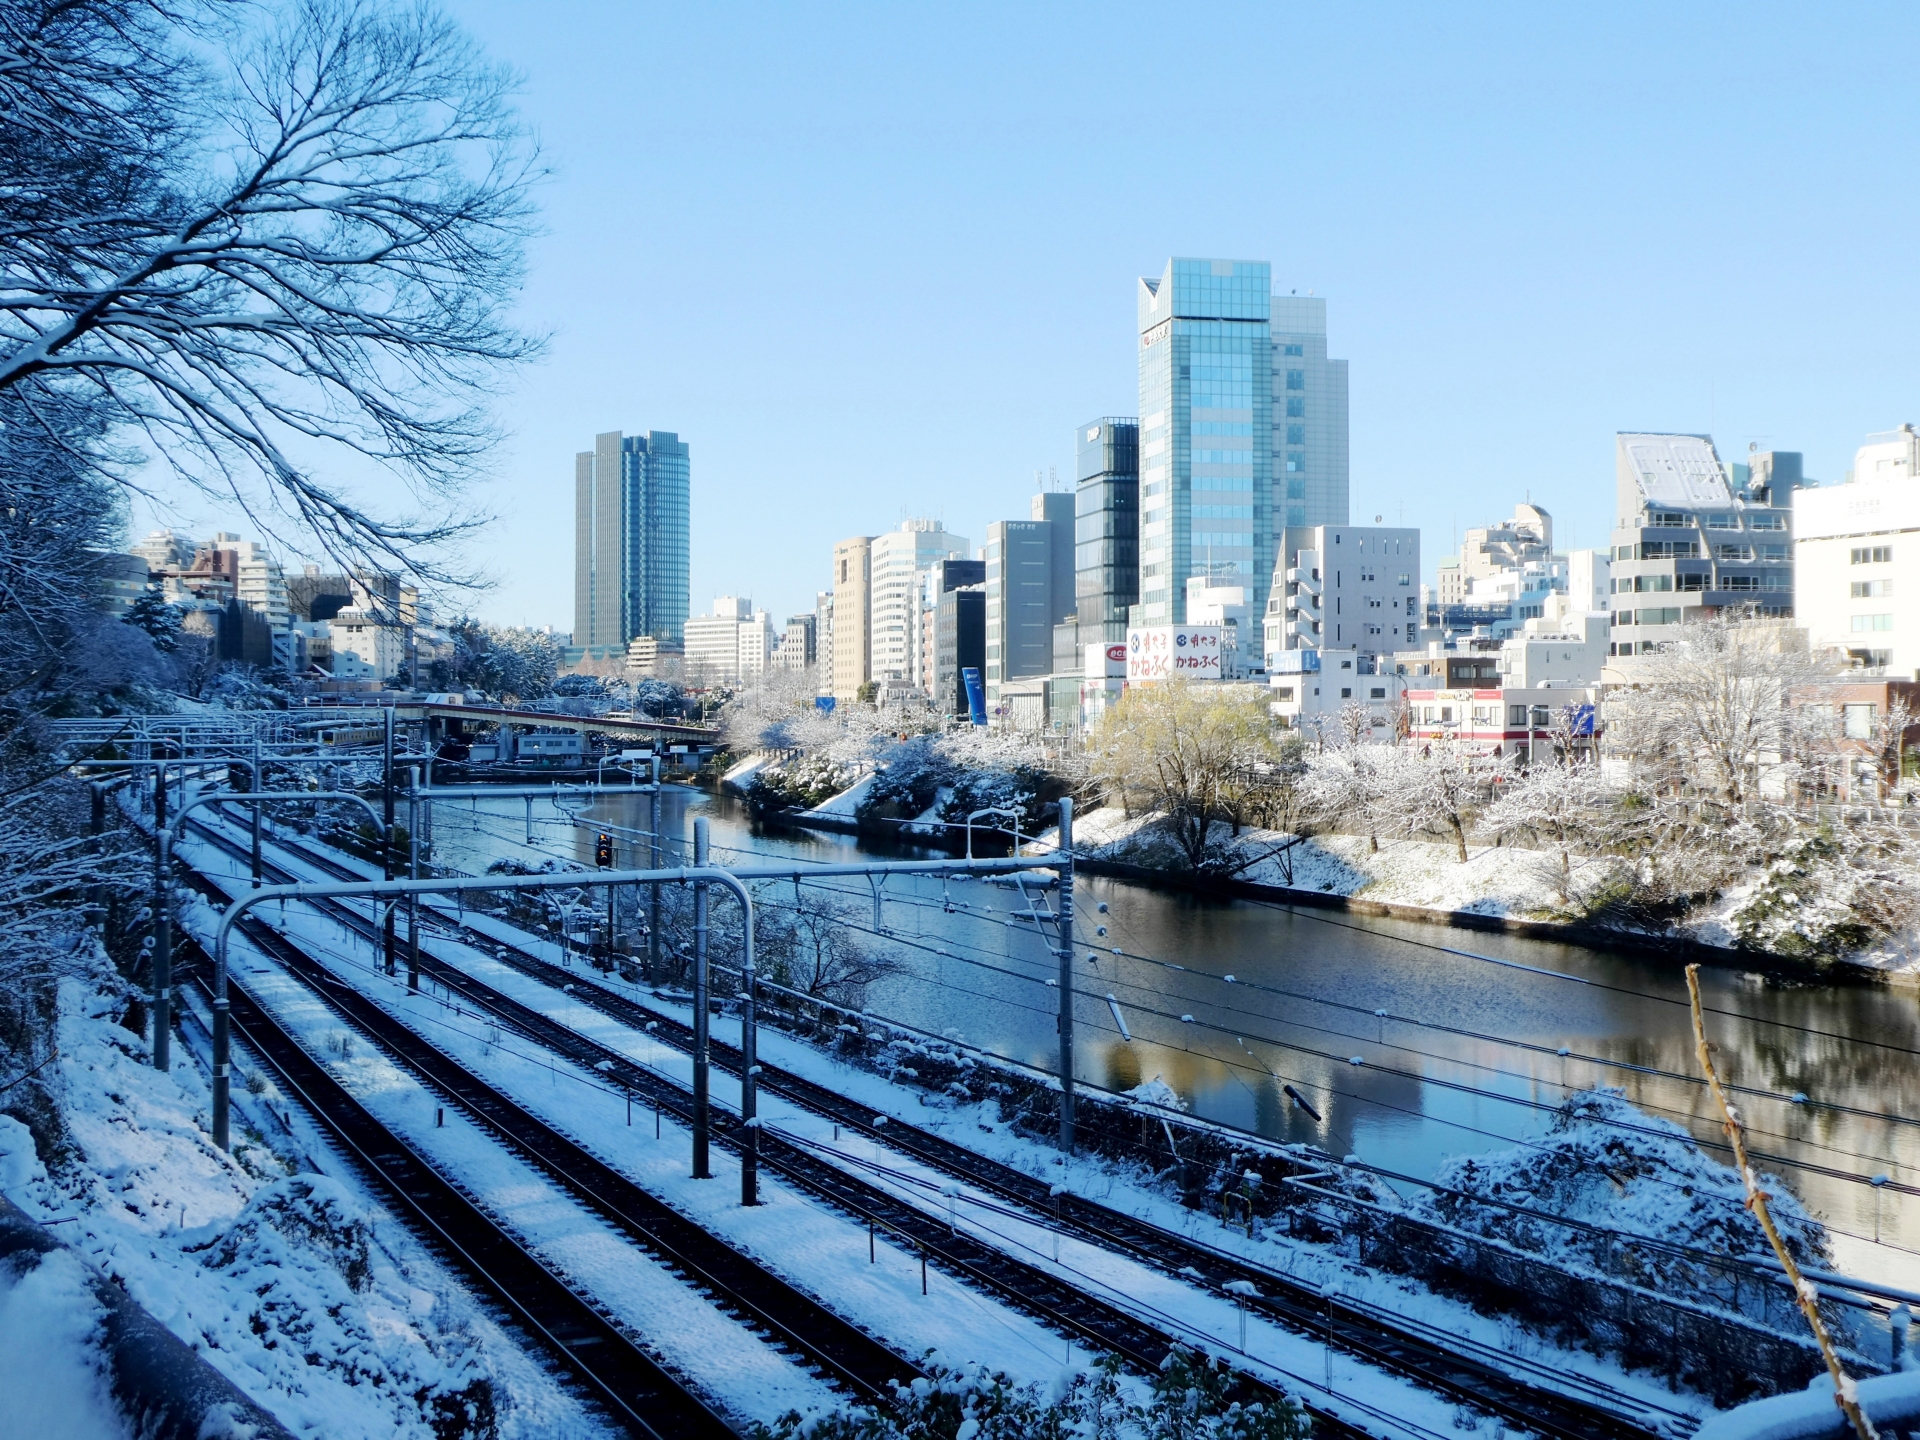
[271,3,1920,628]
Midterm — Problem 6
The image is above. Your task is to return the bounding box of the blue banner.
[961,667,987,726]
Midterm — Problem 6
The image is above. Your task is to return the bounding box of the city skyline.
[123,3,1920,636]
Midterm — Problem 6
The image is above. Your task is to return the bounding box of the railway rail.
[175,947,734,1440]
[182,811,1699,1440]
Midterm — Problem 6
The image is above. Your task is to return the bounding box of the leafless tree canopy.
[0,0,542,580]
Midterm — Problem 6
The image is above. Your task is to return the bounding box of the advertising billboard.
[961,667,987,725]
[1084,642,1128,679]
[1126,626,1223,682]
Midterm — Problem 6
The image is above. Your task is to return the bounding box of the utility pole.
[648,755,661,978]
[151,823,171,1072]
[692,815,712,1179]
[1057,796,1075,1154]
[382,707,396,976]
[250,732,262,888]
[150,760,171,1070]
[407,765,421,990]
[740,842,760,1206]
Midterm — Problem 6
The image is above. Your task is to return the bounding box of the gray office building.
[574,430,690,652]
[1069,417,1139,653]
[1272,295,1348,531]
[933,585,985,716]
[985,493,1075,701]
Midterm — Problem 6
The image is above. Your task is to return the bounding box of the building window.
[1843,703,1876,739]
[1280,343,1304,356]
[1852,579,1893,598]
[1852,546,1893,564]
[1286,396,1305,418]
[1286,369,1305,390]
[1633,574,1673,593]
[1274,686,1294,701]
[1370,687,1386,699]
[1851,614,1895,632]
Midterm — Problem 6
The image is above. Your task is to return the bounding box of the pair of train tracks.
[182,812,1697,1440]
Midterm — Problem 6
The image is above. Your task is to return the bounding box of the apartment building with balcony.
[1262,524,1419,667]
[1606,434,1797,672]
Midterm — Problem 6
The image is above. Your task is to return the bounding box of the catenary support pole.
[152,827,171,1072]
[382,708,396,975]
[250,734,262,888]
[1057,796,1075,1153]
[740,842,761,1206]
[692,816,712,1179]
[407,770,420,991]
[648,756,661,977]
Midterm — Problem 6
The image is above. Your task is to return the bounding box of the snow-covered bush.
[1414,1087,1846,1339]
[857,735,957,822]
[195,1175,500,1437]
[753,1348,1306,1440]
[746,754,862,812]
[1727,828,1919,961]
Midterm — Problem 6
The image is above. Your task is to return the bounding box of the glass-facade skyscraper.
[1073,417,1139,646]
[574,430,689,652]
[1134,259,1347,628]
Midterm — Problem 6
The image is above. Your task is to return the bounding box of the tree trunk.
[1449,815,1468,864]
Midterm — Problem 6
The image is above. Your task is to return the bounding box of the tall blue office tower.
[1134,259,1347,628]
[574,430,690,651]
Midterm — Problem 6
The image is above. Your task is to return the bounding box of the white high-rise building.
[869,519,968,691]
[230,540,290,630]
[683,596,753,685]
[1797,425,1920,674]
[737,610,776,678]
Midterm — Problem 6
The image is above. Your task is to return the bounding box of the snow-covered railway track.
[233,817,1695,1440]
[176,951,734,1440]
[176,865,923,1420]
[178,817,1396,1439]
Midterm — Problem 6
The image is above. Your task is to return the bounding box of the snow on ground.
[805,775,873,819]
[721,752,770,787]
[187,817,1714,1431]
[1076,808,1623,920]
[0,1205,121,1440]
[0,969,603,1440]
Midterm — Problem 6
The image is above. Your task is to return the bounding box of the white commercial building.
[1795,424,1920,676]
[1264,525,1420,666]
[1268,648,1404,737]
[328,607,403,681]
[679,597,775,685]
[869,519,968,691]
[1497,598,1610,688]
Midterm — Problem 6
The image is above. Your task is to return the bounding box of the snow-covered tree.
[122,582,182,654]
[1088,681,1277,870]
[445,618,557,704]
[1392,734,1507,864]
[1483,755,1617,899]
[1302,705,1399,854]
[1605,615,1831,811]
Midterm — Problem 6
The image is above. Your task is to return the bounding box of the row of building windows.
[1852,614,1895,632]
[1852,546,1894,564]
[1851,579,1893,597]
[1642,511,1787,531]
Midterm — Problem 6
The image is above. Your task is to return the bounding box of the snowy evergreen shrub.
[199,1176,500,1437]
[752,1348,1306,1440]
[747,754,860,812]
[1727,831,1888,961]
[938,763,1054,834]
[857,735,957,822]
[1414,1087,1848,1341]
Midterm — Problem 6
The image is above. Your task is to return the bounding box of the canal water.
[423,782,1920,1286]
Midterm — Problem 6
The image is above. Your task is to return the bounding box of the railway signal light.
[595,832,614,867]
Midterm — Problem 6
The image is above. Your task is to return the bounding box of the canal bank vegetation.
[1077,632,1920,973]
